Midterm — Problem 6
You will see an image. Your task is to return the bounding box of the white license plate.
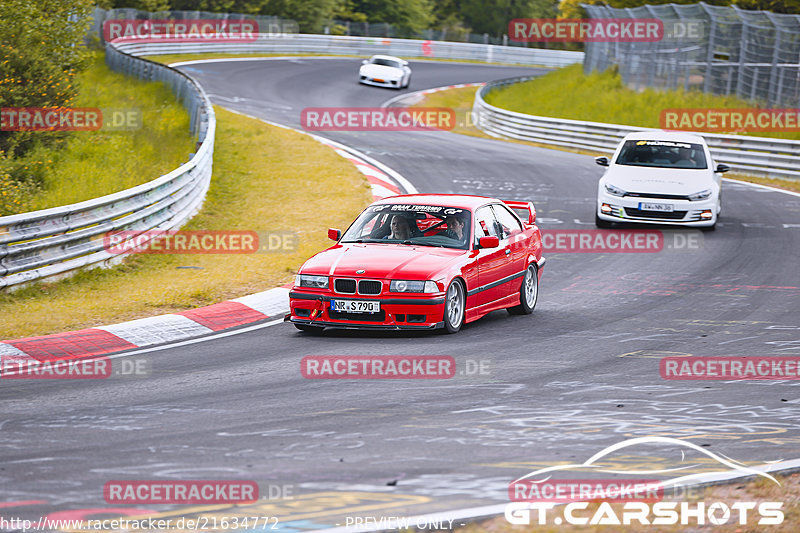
[639,202,674,212]
[331,299,380,313]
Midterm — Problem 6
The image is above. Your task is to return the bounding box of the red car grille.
[358,280,382,295]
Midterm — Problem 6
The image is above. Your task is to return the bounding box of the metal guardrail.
[0,43,215,290]
[111,34,585,67]
[473,76,800,180]
[0,35,577,291]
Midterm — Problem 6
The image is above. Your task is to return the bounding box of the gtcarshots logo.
[104,480,258,504]
[103,19,259,42]
[506,436,784,526]
[301,107,455,131]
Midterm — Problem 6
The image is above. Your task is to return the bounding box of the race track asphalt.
[3,57,799,529]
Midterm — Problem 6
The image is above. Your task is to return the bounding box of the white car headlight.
[688,189,712,201]
[296,274,329,289]
[604,183,626,197]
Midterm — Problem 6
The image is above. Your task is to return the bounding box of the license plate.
[331,299,380,313]
[373,78,385,83]
[639,202,674,212]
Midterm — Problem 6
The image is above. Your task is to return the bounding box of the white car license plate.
[331,299,380,313]
[639,202,674,212]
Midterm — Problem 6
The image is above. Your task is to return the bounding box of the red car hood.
[300,243,467,280]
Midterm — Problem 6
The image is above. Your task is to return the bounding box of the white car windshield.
[615,140,708,169]
[370,58,401,68]
[341,204,470,249]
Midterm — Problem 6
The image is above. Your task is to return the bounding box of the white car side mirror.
[362,59,368,65]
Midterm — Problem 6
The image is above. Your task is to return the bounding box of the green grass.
[1,51,193,215]
[0,106,372,339]
[419,85,800,194]
[485,64,800,141]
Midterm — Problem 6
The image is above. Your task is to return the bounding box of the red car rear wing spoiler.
[502,200,536,225]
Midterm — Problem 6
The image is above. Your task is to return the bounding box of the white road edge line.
[0,319,286,376]
[219,108,418,194]
[101,318,285,360]
[723,177,800,198]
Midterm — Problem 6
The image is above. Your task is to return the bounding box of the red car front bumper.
[288,290,445,330]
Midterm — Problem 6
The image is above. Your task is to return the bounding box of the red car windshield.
[341,204,471,250]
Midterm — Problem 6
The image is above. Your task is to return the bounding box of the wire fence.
[582,2,800,108]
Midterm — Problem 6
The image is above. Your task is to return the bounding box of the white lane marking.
[722,177,800,198]
[95,319,284,361]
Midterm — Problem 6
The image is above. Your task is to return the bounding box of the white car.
[595,132,729,230]
[358,55,411,89]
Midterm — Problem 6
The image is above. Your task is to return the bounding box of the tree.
[460,0,557,38]
[347,0,435,34]
[0,0,93,159]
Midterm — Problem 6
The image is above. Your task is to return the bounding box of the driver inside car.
[442,214,467,243]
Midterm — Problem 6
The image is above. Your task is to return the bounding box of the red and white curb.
[381,82,485,108]
[0,116,413,365]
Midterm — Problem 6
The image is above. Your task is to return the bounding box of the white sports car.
[595,131,729,230]
[358,55,411,89]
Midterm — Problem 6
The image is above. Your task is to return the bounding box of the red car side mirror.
[479,236,500,249]
[328,228,342,241]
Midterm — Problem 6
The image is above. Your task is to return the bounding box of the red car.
[288,194,545,333]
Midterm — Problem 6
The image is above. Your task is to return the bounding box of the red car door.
[473,206,509,306]
[490,203,528,297]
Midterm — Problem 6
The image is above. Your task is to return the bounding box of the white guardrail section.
[474,76,800,180]
[0,44,215,290]
[0,36,580,290]
[110,33,585,67]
